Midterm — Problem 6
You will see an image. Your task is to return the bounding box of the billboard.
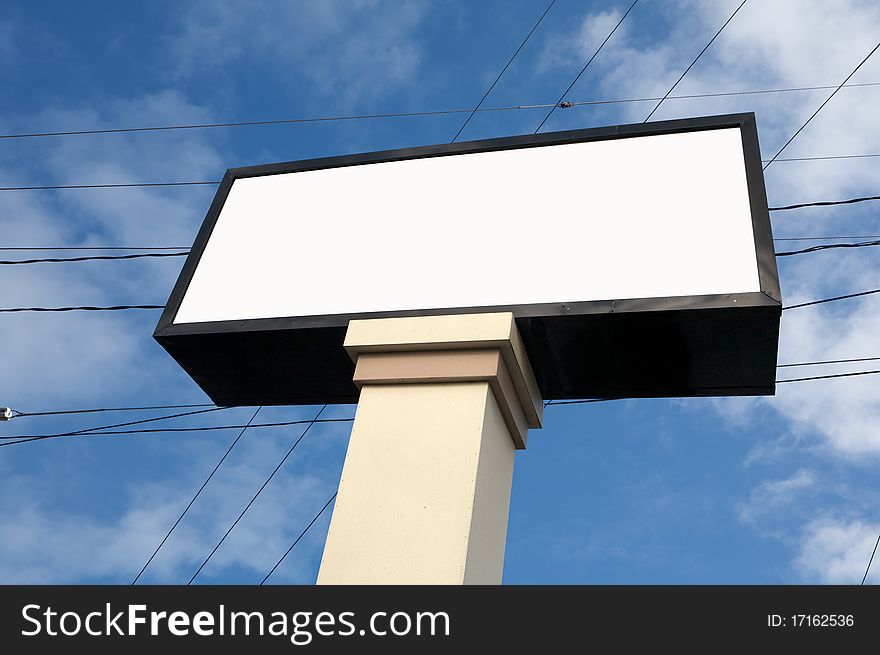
[155,113,781,405]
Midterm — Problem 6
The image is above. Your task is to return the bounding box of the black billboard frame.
[154,113,781,406]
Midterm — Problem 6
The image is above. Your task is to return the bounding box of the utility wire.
[769,195,880,211]
[783,288,880,310]
[260,491,338,585]
[132,407,262,585]
[0,252,187,265]
[776,239,880,257]
[863,531,880,585]
[764,153,880,163]
[777,356,880,368]
[0,417,354,448]
[763,41,880,170]
[776,369,880,384]
[549,370,880,406]
[546,398,617,407]
[534,0,639,134]
[1,82,879,142]
[9,358,879,444]
[0,406,230,441]
[10,403,215,418]
[643,0,748,122]
[0,111,475,141]
[0,181,218,191]
[9,350,877,425]
[451,0,556,142]
[187,405,328,584]
[6,235,877,255]
[6,178,880,199]
[774,235,880,242]
[0,246,190,252]
[0,304,164,313]
[6,287,879,317]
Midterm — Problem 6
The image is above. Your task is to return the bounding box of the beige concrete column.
[317,313,542,585]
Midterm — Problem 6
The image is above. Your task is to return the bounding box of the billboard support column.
[317,313,543,584]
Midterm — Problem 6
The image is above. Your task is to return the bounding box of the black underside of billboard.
[154,113,782,405]
[156,299,780,405]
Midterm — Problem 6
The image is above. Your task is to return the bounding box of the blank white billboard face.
[173,126,760,325]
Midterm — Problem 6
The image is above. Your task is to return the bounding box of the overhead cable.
[0,81,878,142]
[10,403,215,418]
[132,407,263,585]
[534,0,639,133]
[763,41,880,170]
[0,252,187,265]
[768,195,880,211]
[451,0,557,142]
[0,304,164,313]
[643,0,748,122]
[187,406,328,584]
[260,492,338,585]
[775,239,880,257]
[0,417,354,448]
[782,288,880,310]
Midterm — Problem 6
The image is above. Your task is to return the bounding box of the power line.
[1,82,878,142]
[6,283,879,319]
[0,110,476,141]
[0,252,187,265]
[568,82,880,107]
[534,0,639,134]
[778,356,880,368]
[187,405,328,584]
[0,406,230,442]
[9,358,879,445]
[260,491,337,585]
[11,355,878,425]
[769,195,880,211]
[0,246,190,252]
[132,407,262,585]
[0,416,355,448]
[6,234,877,255]
[763,153,880,163]
[776,369,880,384]
[0,304,164,313]
[776,239,880,257]
[451,0,556,142]
[7,350,878,427]
[5,175,880,199]
[0,181,218,191]
[6,285,879,318]
[643,0,748,122]
[774,235,880,242]
[549,370,880,406]
[10,403,215,418]
[782,288,880,311]
[546,398,617,407]
[863,531,880,585]
[763,40,880,170]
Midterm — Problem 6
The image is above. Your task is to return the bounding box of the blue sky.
[1,0,880,584]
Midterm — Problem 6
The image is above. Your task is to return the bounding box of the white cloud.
[795,518,880,583]
[737,468,816,526]
[541,0,880,457]
[0,425,343,583]
[540,0,880,583]
[0,6,396,584]
[768,299,880,457]
[0,90,223,408]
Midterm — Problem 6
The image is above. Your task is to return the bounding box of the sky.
[1,0,879,584]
